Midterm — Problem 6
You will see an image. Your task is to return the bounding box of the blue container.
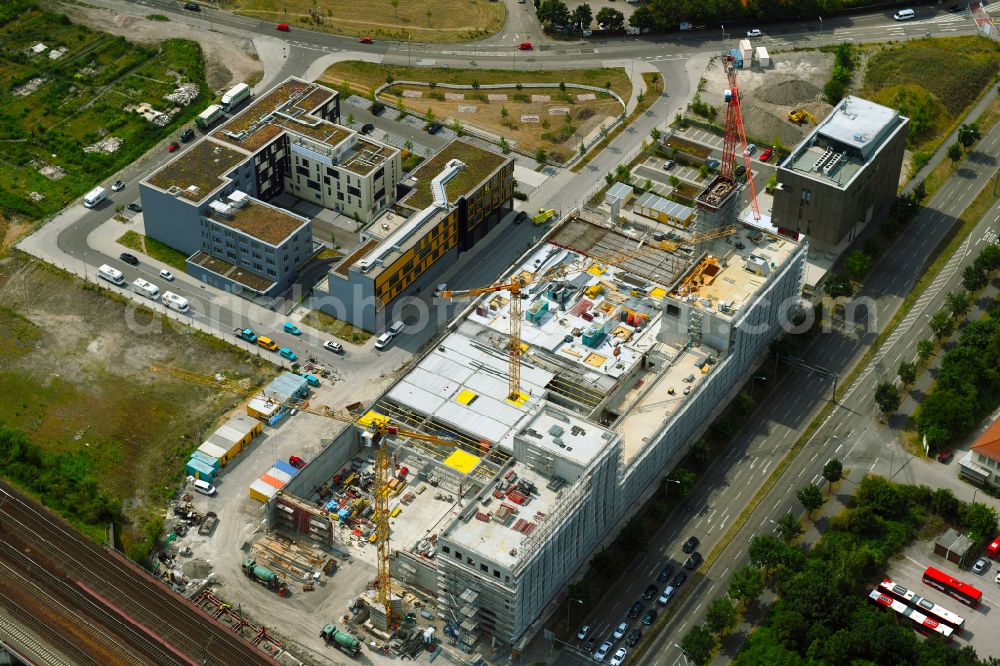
[185,457,216,481]
[338,508,350,522]
[191,450,221,470]
[273,460,298,477]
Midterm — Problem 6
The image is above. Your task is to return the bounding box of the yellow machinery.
[532,208,556,225]
[788,109,817,124]
[149,364,454,632]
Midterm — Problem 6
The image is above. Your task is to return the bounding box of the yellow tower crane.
[149,364,456,631]
[439,225,738,402]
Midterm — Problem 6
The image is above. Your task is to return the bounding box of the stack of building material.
[252,535,333,584]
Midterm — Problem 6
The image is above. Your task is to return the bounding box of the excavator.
[788,109,817,124]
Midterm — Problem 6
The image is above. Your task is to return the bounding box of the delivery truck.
[195,104,224,130]
[220,83,252,112]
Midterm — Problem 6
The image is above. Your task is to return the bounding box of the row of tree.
[702,476,998,665]
[536,0,625,33]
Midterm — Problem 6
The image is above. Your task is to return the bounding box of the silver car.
[973,557,990,575]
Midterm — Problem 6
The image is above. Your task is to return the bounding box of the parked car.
[279,347,297,361]
[283,322,302,335]
[159,269,174,281]
[257,336,278,351]
[609,647,628,666]
[744,143,757,156]
[937,449,954,463]
[662,159,676,170]
[127,202,143,213]
[323,340,344,353]
[179,127,195,143]
[374,332,393,350]
[426,122,443,134]
[594,641,613,662]
[973,557,990,574]
[276,22,290,31]
[193,479,215,495]
[371,101,386,115]
[682,536,700,553]
[612,622,628,640]
[518,41,533,50]
[111,180,125,192]
[184,2,201,10]
[514,211,529,225]
[760,147,773,161]
[361,123,375,135]
[657,564,675,583]
[747,28,762,37]
[735,165,747,178]
[705,158,720,170]
[119,252,139,266]
[627,601,643,619]
[656,586,674,606]
[584,638,598,653]
[288,455,305,468]
[167,141,179,152]
[642,584,658,601]
[576,624,591,641]
[642,609,657,626]
[626,629,642,647]
[685,552,703,570]
[673,570,688,587]
[358,36,373,44]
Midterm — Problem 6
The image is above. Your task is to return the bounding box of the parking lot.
[886,541,1000,655]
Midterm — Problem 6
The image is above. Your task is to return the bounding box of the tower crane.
[439,225,738,402]
[720,54,762,221]
[149,364,455,631]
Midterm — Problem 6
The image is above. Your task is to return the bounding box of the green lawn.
[0,1,208,223]
[117,230,189,271]
[301,309,373,344]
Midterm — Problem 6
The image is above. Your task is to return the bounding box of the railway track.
[0,483,277,666]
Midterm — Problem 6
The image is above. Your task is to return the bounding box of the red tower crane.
[720,55,761,221]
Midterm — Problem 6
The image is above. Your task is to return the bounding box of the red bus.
[878,579,965,632]
[868,589,954,641]
[922,567,982,608]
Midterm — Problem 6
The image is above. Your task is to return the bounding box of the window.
[267,268,276,276]
[307,179,320,191]
[467,557,474,565]
[454,551,462,560]
[374,167,384,181]
[254,263,262,270]
[493,569,501,578]
[480,563,488,572]
[296,165,310,177]
[348,185,361,197]
[801,189,812,204]
[666,304,680,317]
[442,546,450,554]
[337,191,344,201]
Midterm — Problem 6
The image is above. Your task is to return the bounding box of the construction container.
[526,300,549,323]
[739,39,752,63]
[756,46,770,67]
[249,478,279,503]
[190,450,220,470]
[260,473,285,490]
[272,459,299,477]
[185,457,216,481]
[208,415,261,462]
[198,441,229,465]
[728,48,743,69]
[581,323,606,348]
[585,283,604,298]
[267,467,293,485]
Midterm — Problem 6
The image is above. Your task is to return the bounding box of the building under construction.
[265,200,806,652]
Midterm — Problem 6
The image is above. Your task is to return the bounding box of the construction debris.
[251,535,336,585]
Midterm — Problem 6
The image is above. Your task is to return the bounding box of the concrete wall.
[139,184,204,256]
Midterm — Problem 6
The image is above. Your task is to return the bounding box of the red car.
[759,147,773,161]
[275,23,290,32]
[359,36,373,44]
[518,41,533,50]
[937,449,954,463]
[167,141,179,152]
[288,455,305,469]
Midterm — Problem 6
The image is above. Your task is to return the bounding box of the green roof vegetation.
[404,140,507,210]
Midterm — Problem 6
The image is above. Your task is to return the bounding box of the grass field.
[0,1,208,224]
[320,61,633,103]
[0,254,274,555]
[117,230,189,271]
[228,0,504,42]
[301,308,373,344]
[862,36,1000,152]
[393,84,622,163]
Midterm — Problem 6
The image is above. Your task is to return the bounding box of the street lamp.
[750,374,767,398]
[565,597,583,631]
[818,16,823,33]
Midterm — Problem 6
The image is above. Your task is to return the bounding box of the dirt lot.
[698,50,834,150]
[57,2,262,90]
[0,254,274,552]
[228,0,504,42]
[392,84,621,162]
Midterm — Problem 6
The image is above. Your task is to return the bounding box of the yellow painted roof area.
[650,287,667,299]
[456,390,478,405]
[505,390,530,407]
[443,449,481,475]
[587,264,606,276]
[357,411,390,427]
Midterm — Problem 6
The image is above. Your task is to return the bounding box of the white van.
[893,8,914,20]
[83,186,107,208]
[374,332,393,350]
[388,320,405,336]
[97,264,125,286]
[162,291,190,313]
[131,278,160,300]
[193,479,216,496]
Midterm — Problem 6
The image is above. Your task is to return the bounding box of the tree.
[347,113,355,126]
[748,535,785,573]
[728,564,764,606]
[958,122,981,149]
[426,7,432,26]
[823,273,854,298]
[776,512,803,544]
[630,5,656,31]
[498,136,510,154]
[797,484,824,518]
[650,127,662,144]
[500,105,510,125]
[391,0,400,17]
[402,138,414,153]
[947,290,971,318]
[874,382,901,415]
[691,438,710,470]
[451,118,464,136]
[537,0,570,26]
[705,597,738,636]
[822,458,843,486]
[614,163,632,184]
[535,147,547,164]
[571,3,592,31]
[844,250,873,282]
[980,242,1000,270]
[917,338,934,363]
[898,361,917,387]
[680,625,717,665]
[962,264,988,292]
[929,310,954,340]
[669,174,681,188]
[424,107,435,124]
[947,141,963,165]
[596,7,625,31]
[959,502,998,543]
[912,179,927,203]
